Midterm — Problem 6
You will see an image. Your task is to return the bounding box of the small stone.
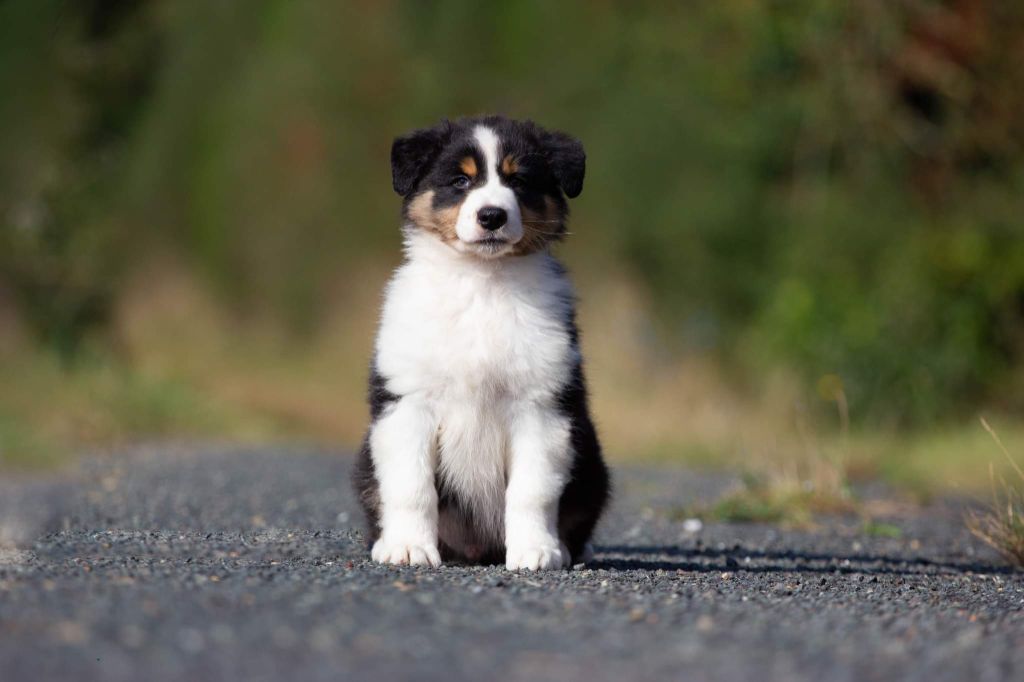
[682,518,703,534]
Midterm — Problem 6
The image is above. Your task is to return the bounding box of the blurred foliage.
[0,0,162,361]
[1,0,1023,425]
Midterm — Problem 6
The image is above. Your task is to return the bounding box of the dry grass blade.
[965,419,1024,568]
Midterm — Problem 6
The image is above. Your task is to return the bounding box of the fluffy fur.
[354,116,609,570]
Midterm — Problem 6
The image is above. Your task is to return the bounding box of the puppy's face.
[391,116,585,259]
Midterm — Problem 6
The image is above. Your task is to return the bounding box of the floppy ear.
[540,129,586,198]
[391,121,451,196]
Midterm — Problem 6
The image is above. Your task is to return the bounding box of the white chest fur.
[374,233,578,539]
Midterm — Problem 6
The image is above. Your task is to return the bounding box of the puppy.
[353,116,609,570]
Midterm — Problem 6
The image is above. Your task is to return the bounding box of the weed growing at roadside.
[965,419,1024,569]
[677,384,857,527]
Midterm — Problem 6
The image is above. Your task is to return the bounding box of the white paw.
[371,539,442,567]
[506,543,569,571]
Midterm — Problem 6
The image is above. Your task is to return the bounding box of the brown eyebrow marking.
[460,156,477,178]
[501,155,518,175]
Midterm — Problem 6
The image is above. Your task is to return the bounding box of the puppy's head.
[391,116,585,258]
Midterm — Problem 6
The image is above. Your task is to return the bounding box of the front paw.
[371,538,442,567]
[506,542,569,571]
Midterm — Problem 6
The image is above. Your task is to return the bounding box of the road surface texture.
[1,445,1021,682]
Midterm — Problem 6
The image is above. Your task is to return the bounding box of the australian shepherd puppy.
[353,116,610,570]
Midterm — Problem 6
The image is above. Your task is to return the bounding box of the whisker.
[524,230,573,238]
[524,229,569,236]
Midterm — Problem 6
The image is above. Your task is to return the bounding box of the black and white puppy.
[353,116,609,570]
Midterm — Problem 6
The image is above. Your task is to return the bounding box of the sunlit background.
[2,0,1023,503]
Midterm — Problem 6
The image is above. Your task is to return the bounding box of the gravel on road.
[0,445,1021,682]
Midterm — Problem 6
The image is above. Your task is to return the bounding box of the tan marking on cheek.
[406,191,434,227]
[434,206,460,241]
[501,155,518,176]
[515,195,564,255]
[460,157,477,178]
[407,190,460,242]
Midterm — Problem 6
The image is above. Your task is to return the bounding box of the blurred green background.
[2,0,1023,494]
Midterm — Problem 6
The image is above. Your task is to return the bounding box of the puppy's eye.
[452,175,471,190]
[506,174,525,188]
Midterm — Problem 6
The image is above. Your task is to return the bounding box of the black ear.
[540,129,586,198]
[391,121,451,196]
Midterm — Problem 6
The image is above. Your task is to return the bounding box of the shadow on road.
[591,544,1014,576]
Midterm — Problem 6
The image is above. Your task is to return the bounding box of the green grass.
[0,348,272,470]
[635,418,1024,500]
[861,519,903,539]
[4,281,1024,522]
[0,414,64,469]
[674,471,857,527]
[851,420,1024,498]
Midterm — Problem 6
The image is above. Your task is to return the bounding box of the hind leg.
[558,411,610,563]
[352,434,381,546]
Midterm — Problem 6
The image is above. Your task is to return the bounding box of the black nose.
[477,206,507,231]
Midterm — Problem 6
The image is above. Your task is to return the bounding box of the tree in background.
[0,0,162,362]
[1,0,1022,424]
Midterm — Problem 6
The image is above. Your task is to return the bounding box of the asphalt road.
[1,445,1021,682]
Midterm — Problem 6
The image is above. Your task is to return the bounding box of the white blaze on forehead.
[452,125,523,251]
[473,126,501,181]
